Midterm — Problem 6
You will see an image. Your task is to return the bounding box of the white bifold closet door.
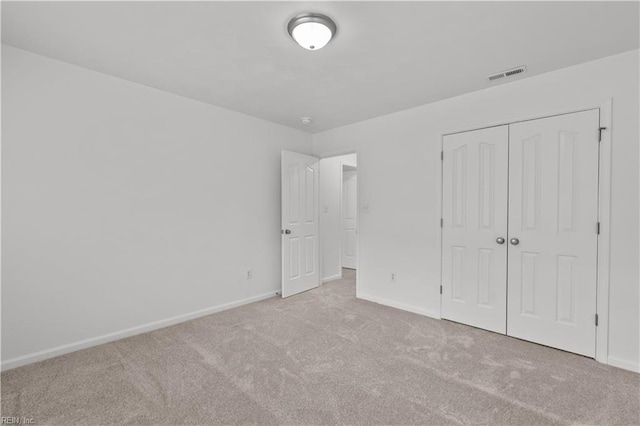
[442,109,600,358]
[507,110,599,357]
[441,125,509,334]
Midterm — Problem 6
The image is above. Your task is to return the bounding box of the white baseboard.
[1,291,277,372]
[358,293,440,319]
[322,274,342,283]
[607,356,640,373]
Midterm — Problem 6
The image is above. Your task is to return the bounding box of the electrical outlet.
[391,272,396,283]
[246,269,253,280]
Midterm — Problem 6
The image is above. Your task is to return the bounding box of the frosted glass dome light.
[287,13,336,51]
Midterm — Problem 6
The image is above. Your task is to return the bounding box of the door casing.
[438,100,613,365]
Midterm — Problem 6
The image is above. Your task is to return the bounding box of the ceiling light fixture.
[287,13,336,51]
[301,117,313,125]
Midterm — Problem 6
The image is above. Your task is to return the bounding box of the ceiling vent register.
[488,65,527,81]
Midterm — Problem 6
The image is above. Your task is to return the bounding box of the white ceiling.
[2,1,638,133]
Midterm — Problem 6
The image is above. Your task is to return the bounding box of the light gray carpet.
[2,269,639,425]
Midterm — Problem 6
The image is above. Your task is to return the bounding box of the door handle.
[496,237,505,245]
[282,229,292,235]
[510,238,520,245]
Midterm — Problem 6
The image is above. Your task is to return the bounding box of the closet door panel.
[507,110,599,357]
[442,126,509,334]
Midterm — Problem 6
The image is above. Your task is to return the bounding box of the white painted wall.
[1,46,312,368]
[319,153,357,281]
[313,50,640,372]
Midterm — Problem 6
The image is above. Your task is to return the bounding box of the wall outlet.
[246,269,253,280]
[391,272,396,283]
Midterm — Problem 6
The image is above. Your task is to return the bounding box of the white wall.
[312,49,640,372]
[1,46,312,368]
[319,153,357,281]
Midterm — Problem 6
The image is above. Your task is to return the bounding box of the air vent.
[488,65,527,82]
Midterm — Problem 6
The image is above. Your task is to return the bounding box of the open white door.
[507,109,599,357]
[441,125,509,334]
[281,151,320,298]
[341,168,358,269]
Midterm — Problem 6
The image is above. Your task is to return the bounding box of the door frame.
[438,99,612,365]
[318,150,360,296]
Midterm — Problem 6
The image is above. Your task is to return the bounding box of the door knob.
[496,237,505,245]
[510,238,520,245]
[283,229,292,235]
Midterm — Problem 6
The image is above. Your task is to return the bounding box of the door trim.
[595,99,612,364]
[438,99,612,365]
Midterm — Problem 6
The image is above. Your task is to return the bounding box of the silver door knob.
[510,238,520,245]
[496,237,505,244]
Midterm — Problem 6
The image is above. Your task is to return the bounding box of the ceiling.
[2,1,638,133]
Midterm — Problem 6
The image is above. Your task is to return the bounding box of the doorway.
[319,153,358,283]
[281,151,358,298]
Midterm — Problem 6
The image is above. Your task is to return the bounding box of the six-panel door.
[442,126,509,334]
[507,110,599,357]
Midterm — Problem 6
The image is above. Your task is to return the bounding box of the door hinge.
[440,285,443,295]
[440,218,443,227]
[598,127,607,142]
[441,151,444,161]
[597,222,600,235]
[595,314,599,327]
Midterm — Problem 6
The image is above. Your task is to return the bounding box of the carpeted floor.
[2,268,639,425]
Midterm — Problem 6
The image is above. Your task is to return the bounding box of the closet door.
[442,126,509,334]
[507,110,599,357]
